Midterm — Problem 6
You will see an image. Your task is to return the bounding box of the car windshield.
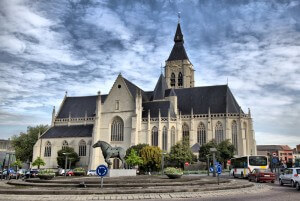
[296,169,300,174]
[249,156,267,166]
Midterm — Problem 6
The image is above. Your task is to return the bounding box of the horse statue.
[92,140,126,169]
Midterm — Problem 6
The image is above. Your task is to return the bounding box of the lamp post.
[68,158,73,170]
[62,153,71,177]
[210,148,217,177]
[206,154,210,176]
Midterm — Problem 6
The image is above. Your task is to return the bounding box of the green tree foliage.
[217,139,235,168]
[198,140,219,162]
[198,140,235,168]
[11,125,48,162]
[140,146,162,171]
[167,138,197,168]
[125,149,143,168]
[12,159,23,169]
[56,147,80,168]
[125,144,148,159]
[32,156,46,169]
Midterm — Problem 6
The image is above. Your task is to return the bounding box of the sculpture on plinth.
[92,140,126,169]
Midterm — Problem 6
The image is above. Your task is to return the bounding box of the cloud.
[0,0,299,148]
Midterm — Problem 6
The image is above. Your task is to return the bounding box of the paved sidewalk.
[0,183,270,201]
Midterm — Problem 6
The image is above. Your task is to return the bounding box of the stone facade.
[32,21,257,170]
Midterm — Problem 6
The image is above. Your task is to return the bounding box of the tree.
[140,146,162,172]
[11,125,48,162]
[125,143,148,159]
[167,138,196,168]
[57,147,80,168]
[32,157,46,169]
[125,149,143,168]
[217,140,235,168]
[12,159,23,170]
[198,140,219,162]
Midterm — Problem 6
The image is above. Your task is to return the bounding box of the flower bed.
[164,167,183,179]
[73,167,86,176]
[38,169,55,180]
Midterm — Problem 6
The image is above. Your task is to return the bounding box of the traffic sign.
[96,165,108,177]
[209,167,214,172]
[272,157,279,164]
[216,164,222,174]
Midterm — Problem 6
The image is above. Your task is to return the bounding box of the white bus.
[230,155,268,178]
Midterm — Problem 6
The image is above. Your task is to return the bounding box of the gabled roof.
[40,125,93,138]
[257,145,293,151]
[142,101,175,118]
[167,23,189,61]
[57,96,98,118]
[165,85,242,115]
[123,77,149,101]
[152,74,168,100]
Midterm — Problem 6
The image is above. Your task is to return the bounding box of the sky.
[0,0,299,147]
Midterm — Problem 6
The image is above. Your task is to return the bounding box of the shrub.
[38,169,55,176]
[140,146,162,172]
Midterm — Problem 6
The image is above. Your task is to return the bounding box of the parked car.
[58,169,70,176]
[25,170,39,179]
[18,169,27,177]
[279,168,300,187]
[66,170,74,176]
[248,168,275,183]
[87,170,97,176]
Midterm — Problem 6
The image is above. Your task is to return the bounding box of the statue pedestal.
[108,169,137,177]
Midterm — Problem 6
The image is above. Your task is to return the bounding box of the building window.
[115,100,119,110]
[178,72,183,87]
[162,126,168,151]
[171,126,176,146]
[182,124,189,141]
[111,117,124,141]
[170,73,175,87]
[197,122,206,146]
[78,140,86,156]
[215,121,224,144]
[62,140,68,150]
[232,121,238,152]
[151,126,158,146]
[44,141,51,157]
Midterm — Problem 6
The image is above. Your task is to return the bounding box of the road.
[0,178,299,200]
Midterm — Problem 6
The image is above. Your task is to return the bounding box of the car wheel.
[241,172,244,179]
[233,172,236,178]
[279,179,284,186]
[291,180,295,187]
[255,177,259,183]
[296,182,300,191]
[248,177,251,182]
[271,180,275,184]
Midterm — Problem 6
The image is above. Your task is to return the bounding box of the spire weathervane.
[178,12,181,23]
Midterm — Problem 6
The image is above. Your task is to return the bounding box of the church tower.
[165,20,195,89]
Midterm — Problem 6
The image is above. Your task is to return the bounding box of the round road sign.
[96,165,108,177]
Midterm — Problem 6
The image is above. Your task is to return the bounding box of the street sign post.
[216,163,222,185]
[96,165,108,188]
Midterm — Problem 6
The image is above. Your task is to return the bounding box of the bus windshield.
[249,156,267,166]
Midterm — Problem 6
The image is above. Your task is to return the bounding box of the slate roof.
[257,145,292,151]
[191,143,201,153]
[152,74,168,100]
[167,23,189,61]
[165,85,242,115]
[123,77,149,101]
[142,101,176,118]
[40,125,93,138]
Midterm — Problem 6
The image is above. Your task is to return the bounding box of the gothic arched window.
[151,126,158,146]
[170,73,175,87]
[171,126,176,146]
[215,121,224,144]
[44,141,51,157]
[111,117,124,141]
[178,72,183,87]
[197,122,206,146]
[162,126,168,151]
[79,140,87,156]
[232,121,238,152]
[182,124,189,141]
[62,140,68,150]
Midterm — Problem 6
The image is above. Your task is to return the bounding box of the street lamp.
[206,154,210,176]
[210,148,217,177]
[62,152,71,177]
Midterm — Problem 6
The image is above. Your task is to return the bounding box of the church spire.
[174,22,184,43]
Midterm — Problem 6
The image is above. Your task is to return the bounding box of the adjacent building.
[33,20,257,170]
[257,145,293,164]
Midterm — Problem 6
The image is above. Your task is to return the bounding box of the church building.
[33,21,257,170]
